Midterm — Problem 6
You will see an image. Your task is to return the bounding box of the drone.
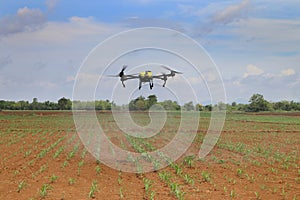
[108,65,182,90]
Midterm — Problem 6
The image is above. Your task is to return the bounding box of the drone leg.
[163,80,166,87]
[139,81,142,90]
[150,80,153,89]
[122,81,125,87]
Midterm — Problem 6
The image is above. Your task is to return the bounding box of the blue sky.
[0,0,300,104]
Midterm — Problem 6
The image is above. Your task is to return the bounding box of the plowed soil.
[0,111,299,200]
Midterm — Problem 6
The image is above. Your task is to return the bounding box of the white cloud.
[232,18,300,52]
[46,0,59,10]
[0,7,46,36]
[281,68,295,76]
[212,0,251,25]
[243,64,264,78]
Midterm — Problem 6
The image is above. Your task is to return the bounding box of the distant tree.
[204,104,212,111]
[129,96,146,110]
[58,97,72,110]
[290,101,300,111]
[216,102,227,110]
[247,94,271,112]
[273,100,291,111]
[231,102,237,107]
[147,95,158,108]
[183,101,195,111]
[30,98,40,110]
[18,100,30,110]
[159,100,180,110]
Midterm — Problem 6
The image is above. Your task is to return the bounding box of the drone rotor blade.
[161,65,171,71]
[119,65,128,77]
[106,75,120,77]
[161,65,182,74]
[173,70,183,74]
[122,65,127,72]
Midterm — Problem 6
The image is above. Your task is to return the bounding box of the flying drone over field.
[108,65,182,90]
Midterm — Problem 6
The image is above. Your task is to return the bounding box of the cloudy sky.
[0,0,299,104]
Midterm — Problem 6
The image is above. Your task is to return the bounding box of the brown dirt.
[0,111,299,200]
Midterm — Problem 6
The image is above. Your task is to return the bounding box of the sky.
[0,0,300,104]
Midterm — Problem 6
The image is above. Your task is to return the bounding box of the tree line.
[1,94,300,112]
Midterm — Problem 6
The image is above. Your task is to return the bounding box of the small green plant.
[237,168,244,177]
[230,190,236,198]
[158,171,171,183]
[183,155,195,168]
[68,177,75,185]
[40,184,51,198]
[17,180,26,193]
[119,187,124,199]
[62,160,68,168]
[95,165,101,175]
[201,171,211,182]
[143,178,153,195]
[170,182,185,200]
[150,191,155,200]
[183,174,194,185]
[78,160,84,175]
[88,180,98,198]
[13,170,20,177]
[24,150,32,157]
[174,164,182,175]
[254,191,261,200]
[118,172,122,185]
[245,173,255,183]
[50,174,58,183]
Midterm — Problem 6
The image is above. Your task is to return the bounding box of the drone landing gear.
[122,81,125,87]
[149,80,154,90]
[139,81,142,90]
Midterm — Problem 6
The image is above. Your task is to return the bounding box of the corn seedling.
[88,180,98,198]
[183,155,195,168]
[50,174,58,183]
[95,165,101,175]
[143,178,153,195]
[17,180,26,193]
[78,160,84,175]
[254,191,261,200]
[119,187,124,199]
[40,184,51,198]
[237,168,244,177]
[68,177,75,185]
[201,171,211,182]
[183,174,194,185]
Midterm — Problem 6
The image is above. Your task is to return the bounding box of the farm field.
[0,111,299,200]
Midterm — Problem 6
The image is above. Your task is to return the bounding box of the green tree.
[58,97,72,110]
[247,94,271,112]
[147,95,158,109]
[30,98,39,110]
[204,104,212,111]
[129,96,147,110]
[159,100,180,110]
[183,101,195,111]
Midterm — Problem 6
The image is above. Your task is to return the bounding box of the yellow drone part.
[140,71,146,77]
[147,71,153,77]
[140,71,152,77]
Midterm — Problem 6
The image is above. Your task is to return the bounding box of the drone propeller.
[106,75,120,77]
[119,65,127,77]
[161,66,183,74]
[107,65,128,77]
